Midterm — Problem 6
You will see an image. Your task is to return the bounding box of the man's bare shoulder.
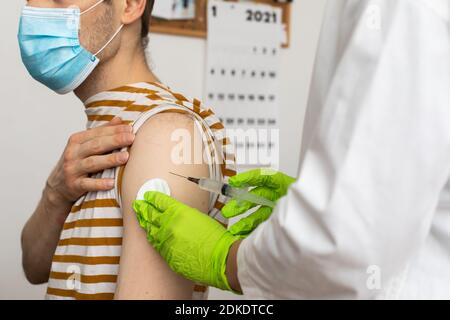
[114,111,209,299]
[137,112,195,135]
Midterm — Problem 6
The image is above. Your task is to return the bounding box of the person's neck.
[74,43,159,104]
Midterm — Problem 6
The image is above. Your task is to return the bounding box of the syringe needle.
[169,172,189,179]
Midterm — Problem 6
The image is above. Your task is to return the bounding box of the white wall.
[0,0,326,299]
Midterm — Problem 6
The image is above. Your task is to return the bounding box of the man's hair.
[141,0,155,40]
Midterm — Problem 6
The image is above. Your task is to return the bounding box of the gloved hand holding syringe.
[169,172,276,208]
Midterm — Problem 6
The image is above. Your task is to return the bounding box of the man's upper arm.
[114,113,210,299]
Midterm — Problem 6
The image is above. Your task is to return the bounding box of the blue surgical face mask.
[18,0,123,94]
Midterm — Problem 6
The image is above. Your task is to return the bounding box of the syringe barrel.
[198,178,275,208]
[198,178,227,194]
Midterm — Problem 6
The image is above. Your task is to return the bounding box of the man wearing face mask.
[19,0,236,300]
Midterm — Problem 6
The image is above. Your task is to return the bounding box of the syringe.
[169,172,275,208]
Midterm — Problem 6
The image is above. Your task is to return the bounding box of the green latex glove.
[222,169,296,236]
[133,192,243,292]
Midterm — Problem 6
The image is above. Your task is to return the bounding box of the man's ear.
[120,0,147,25]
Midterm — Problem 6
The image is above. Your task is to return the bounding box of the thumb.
[229,206,273,236]
[144,191,178,212]
[222,187,278,218]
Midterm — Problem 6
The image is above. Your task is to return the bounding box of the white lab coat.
[237,0,450,299]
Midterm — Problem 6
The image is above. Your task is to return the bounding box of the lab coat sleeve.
[237,0,450,299]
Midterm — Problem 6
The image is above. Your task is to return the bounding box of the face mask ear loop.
[80,0,105,15]
[93,24,124,57]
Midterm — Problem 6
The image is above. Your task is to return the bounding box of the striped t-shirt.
[46,82,236,300]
